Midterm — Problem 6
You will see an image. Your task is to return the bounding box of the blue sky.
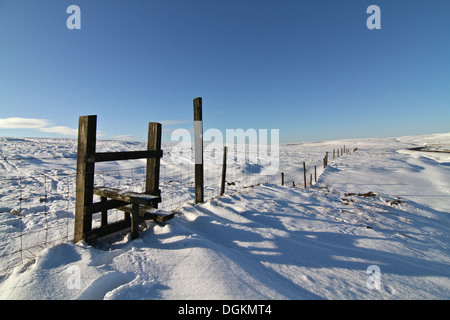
[0,0,449,143]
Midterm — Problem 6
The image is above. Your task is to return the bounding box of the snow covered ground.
[0,132,449,299]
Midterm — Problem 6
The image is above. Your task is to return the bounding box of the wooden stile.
[74,115,164,243]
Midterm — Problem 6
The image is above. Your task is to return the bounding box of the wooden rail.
[74,115,165,243]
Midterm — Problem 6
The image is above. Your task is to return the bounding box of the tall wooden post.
[314,166,317,182]
[194,97,204,203]
[146,122,162,208]
[220,146,227,196]
[74,115,97,243]
[281,172,285,186]
[303,162,307,188]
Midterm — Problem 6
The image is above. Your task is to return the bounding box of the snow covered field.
[0,132,449,299]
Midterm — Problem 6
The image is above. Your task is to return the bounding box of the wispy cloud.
[40,126,78,136]
[0,117,49,129]
[0,117,78,136]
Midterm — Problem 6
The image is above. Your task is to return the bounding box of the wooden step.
[117,204,175,223]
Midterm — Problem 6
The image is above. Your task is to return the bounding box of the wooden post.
[131,203,140,239]
[314,165,317,182]
[333,149,335,160]
[281,172,284,186]
[220,146,227,196]
[303,162,307,188]
[74,115,97,243]
[310,173,312,186]
[101,196,107,227]
[194,97,204,203]
[146,122,162,208]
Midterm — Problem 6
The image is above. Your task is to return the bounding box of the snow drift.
[0,133,449,299]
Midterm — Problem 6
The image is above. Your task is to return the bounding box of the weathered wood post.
[303,162,307,188]
[146,122,162,208]
[101,196,107,226]
[194,97,204,203]
[281,172,284,186]
[314,165,317,182]
[220,146,227,196]
[74,115,97,243]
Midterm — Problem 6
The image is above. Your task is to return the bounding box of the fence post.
[314,165,317,182]
[281,172,284,186]
[220,146,227,196]
[194,97,204,204]
[303,162,307,188]
[74,115,97,243]
[146,122,162,208]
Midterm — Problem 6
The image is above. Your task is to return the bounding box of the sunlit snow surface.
[1,133,449,299]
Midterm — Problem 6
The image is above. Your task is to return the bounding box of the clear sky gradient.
[0,0,449,143]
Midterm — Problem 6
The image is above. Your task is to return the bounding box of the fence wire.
[1,147,350,273]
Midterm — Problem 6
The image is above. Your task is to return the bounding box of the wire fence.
[0,146,351,273]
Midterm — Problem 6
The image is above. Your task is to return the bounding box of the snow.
[0,133,449,299]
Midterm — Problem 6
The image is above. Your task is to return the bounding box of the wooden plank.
[85,219,131,242]
[144,211,175,223]
[117,204,174,223]
[193,97,204,204]
[86,199,129,214]
[87,150,162,163]
[74,115,97,243]
[93,187,160,206]
[146,122,162,208]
